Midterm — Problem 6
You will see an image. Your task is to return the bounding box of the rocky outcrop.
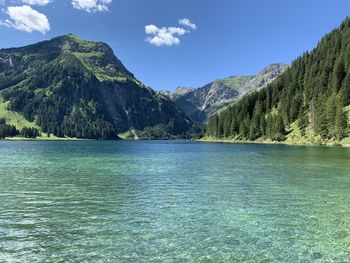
[160,64,288,123]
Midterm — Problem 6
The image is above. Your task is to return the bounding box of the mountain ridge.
[0,34,196,139]
[160,63,288,123]
[206,18,350,145]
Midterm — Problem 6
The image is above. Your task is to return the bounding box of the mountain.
[160,64,288,123]
[206,18,350,145]
[0,34,195,140]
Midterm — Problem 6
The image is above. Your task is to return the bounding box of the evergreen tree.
[0,119,19,139]
[335,105,348,140]
[205,18,350,144]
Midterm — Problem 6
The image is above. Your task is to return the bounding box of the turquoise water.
[0,141,350,262]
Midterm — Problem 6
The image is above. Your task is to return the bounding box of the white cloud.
[145,25,188,47]
[71,0,112,13]
[145,19,197,47]
[179,18,197,30]
[1,5,50,34]
[145,24,158,35]
[21,0,52,6]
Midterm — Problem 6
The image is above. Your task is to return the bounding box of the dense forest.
[0,35,195,140]
[2,53,117,140]
[206,18,350,144]
[0,119,40,139]
[0,119,18,139]
[20,127,40,139]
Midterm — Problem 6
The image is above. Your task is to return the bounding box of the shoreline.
[2,137,350,148]
[198,137,350,148]
[3,136,91,141]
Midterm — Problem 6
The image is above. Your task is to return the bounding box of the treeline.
[20,127,40,138]
[1,40,197,140]
[4,54,118,140]
[0,119,18,139]
[0,119,39,139]
[136,119,201,140]
[206,18,350,142]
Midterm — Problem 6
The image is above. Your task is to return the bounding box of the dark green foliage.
[0,118,19,139]
[20,127,40,138]
[206,18,350,142]
[137,119,202,140]
[0,35,195,140]
[335,103,348,140]
[3,53,117,139]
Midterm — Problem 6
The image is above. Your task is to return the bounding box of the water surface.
[0,141,350,262]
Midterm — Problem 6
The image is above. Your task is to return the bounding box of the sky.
[0,0,350,90]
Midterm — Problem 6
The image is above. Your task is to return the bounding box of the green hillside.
[0,34,195,140]
[0,99,38,129]
[206,18,350,146]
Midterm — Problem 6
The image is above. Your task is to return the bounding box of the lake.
[0,141,350,262]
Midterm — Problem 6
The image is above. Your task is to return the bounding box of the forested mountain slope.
[161,64,287,123]
[206,18,350,145]
[0,35,195,139]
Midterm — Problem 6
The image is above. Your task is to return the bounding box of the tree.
[205,18,350,143]
[335,105,348,140]
[0,119,19,139]
[332,56,346,92]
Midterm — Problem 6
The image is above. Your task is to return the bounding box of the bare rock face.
[159,87,195,100]
[160,64,288,123]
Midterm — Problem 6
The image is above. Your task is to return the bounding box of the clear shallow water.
[0,141,350,262]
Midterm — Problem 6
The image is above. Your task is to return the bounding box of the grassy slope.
[284,105,350,146]
[0,98,65,140]
[118,131,133,139]
[0,100,38,129]
[221,76,251,88]
[201,106,350,147]
[201,120,350,147]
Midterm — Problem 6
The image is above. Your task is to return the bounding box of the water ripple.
[0,141,350,262]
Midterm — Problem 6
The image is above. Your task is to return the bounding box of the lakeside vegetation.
[199,136,350,148]
[3,19,350,142]
[206,18,350,146]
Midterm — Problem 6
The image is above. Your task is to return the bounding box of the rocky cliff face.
[160,64,288,123]
[0,35,194,139]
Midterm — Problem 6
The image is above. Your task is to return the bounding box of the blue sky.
[0,0,350,90]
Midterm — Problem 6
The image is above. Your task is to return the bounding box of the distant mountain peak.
[0,34,134,82]
[160,63,288,123]
[258,63,289,75]
[52,34,99,45]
